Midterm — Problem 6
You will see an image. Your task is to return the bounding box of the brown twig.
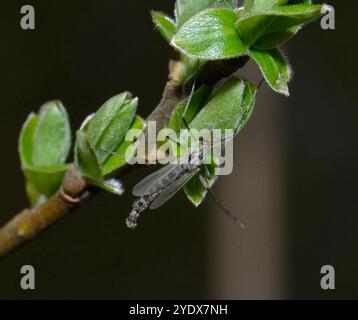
[0,57,247,259]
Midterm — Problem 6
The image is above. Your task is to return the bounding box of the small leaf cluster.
[75,92,144,195]
[153,0,325,95]
[19,93,144,206]
[19,101,71,207]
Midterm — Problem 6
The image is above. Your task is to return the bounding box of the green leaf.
[86,92,129,146]
[237,0,284,47]
[237,4,323,48]
[244,2,315,49]
[151,11,177,42]
[236,79,257,133]
[85,93,138,164]
[250,48,291,95]
[175,0,237,28]
[171,2,239,82]
[243,0,290,13]
[262,5,323,32]
[19,112,39,166]
[19,102,71,204]
[236,14,275,48]
[75,131,126,195]
[253,25,301,49]
[31,101,71,168]
[95,99,138,164]
[25,181,47,208]
[75,131,124,195]
[172,8,247,60]
[75,92,140,195]
[75,131,102,181]
[101,116,145,176]
[189,77,256,131]
[242,1,310,14]
[23,164,69,197]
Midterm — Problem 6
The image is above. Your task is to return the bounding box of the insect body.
[126,145,208,228]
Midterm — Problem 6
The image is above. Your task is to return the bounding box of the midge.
[127,132,242,229]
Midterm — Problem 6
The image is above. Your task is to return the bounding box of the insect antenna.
[181,78,196,131]
[257,77,265,90]
[206,187,246,230]
[178,61,199,131]
[198,174,245,229]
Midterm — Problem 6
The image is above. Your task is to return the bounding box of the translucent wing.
[149,170,198,210]
[132,164,184,197]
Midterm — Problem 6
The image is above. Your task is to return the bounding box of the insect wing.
[149,170,198,210]
[132,165,182,197]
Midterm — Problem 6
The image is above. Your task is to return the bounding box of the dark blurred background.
[0,0,356,299]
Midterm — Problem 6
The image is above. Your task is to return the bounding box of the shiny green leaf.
[253,25,301,49]
[250,48,292,95]
[190,77,256,131]
[86,92,129,147]
[240,1,315,49]
[19,102,71,204]
[101,116,145,176]
[236,78,257,133]
[262,5,323,32]
[175,0,237,28]
[242,0,310,13]
[75,131,102,181]
[31,101,71,168]
[75,92,139,196]
[152,11,177,42]
[85,93,138,165]
[94,98,138,164]
[237,4,323,48]
[243,0,289,13]
[172,8,247,60]
[19,112,39,166]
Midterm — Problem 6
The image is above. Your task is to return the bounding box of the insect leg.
[95,148,126,157]
[198,172,245,229]
[181,78,196,131]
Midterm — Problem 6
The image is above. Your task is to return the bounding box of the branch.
[0,57,247,259]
